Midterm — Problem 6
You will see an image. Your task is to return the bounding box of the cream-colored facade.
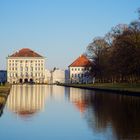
[7,54,45,84]
[69,66,92,83]
[69,55,94,84]
[52,69,65,84]
[44,69,51,84]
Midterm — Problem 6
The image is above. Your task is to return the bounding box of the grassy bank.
[58,83,140,94]
[83,83,140,92]
[0,84,11,95]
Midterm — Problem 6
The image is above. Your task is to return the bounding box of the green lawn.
[93,83,140,92]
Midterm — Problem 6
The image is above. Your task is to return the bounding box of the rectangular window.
[20,67,23,71]
[26,72,28,77]
[26,67,28,71]
[31,67,33,71]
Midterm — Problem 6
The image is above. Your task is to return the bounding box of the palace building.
[7,48,45,84]
[69,55,94,84]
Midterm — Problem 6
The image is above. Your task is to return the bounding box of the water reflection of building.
[49,85,65,101]
[68,88,91,113]
[6,85,48,118]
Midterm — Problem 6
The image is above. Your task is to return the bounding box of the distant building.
[52,69,65,84]
[44,68,65,84]
[7,48,46,84]
[0,70,7,84]
[44,69,51,84]
[69,55,94,84]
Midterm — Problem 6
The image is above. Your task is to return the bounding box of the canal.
[0,85,140,140]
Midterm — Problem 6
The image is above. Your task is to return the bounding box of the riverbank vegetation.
[86,9,140,83]
[0,84,10,117]
[0,84,11,94]
[79,83,140,92]
[59,83,140,93]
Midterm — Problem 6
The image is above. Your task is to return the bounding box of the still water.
[0,85,140,140]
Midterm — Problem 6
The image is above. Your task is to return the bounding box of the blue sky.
[0,0,139,70]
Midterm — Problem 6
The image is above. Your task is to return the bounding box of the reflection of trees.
[67,87,140,139]
[91,93,140,140]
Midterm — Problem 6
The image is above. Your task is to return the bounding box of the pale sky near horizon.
[0,0,139,70]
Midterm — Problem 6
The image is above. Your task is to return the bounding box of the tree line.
[86,10,140,83]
